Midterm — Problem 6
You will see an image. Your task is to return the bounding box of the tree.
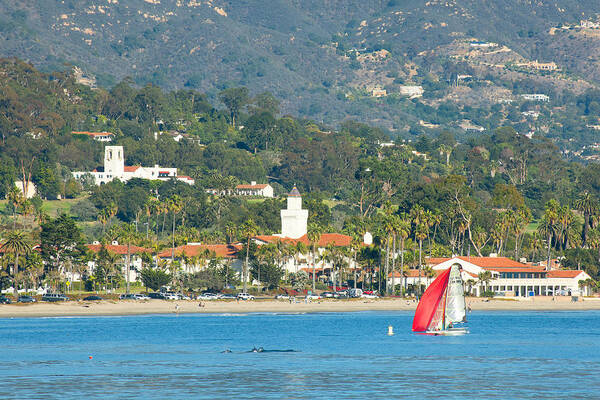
[219,87,249,128]
[40,214,86,279]
[478,270,492,296]
[140,268,171,291]
[396,215,411,295]
[575,192,597,247]
[114,223,138,294]
[307,222,323,292]
[1,231,31,297]
[168,195,183,265]
[240,218,258,293]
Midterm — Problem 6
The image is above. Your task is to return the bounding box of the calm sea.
[1,310,599,399]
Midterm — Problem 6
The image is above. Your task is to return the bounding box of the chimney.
[251,181,256,186]
[111,240,119,246]
[489,253,498,258]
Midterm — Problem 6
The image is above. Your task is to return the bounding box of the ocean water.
[1,310,599,399]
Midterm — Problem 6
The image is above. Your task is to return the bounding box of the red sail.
[412,267,451,332]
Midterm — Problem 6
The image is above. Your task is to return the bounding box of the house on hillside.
[399,85,424,98]
[72,131,114,142]
[72,146,195,185]
[235,182,274,197]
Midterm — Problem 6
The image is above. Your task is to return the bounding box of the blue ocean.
[1,311,599,399]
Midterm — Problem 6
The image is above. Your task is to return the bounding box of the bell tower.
[280,186,309,239]
[104,146,124,178]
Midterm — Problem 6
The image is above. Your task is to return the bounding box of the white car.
[237,293,255,300]
[163,292,179,300]
[198,293,218,300]
[275,294,290,300]
[134,294,150,300]
[305,294,322,300]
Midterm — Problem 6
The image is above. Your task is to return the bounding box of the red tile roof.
[236,184,269,189]
[427,256,545,272]
[157,244,240,259]
[123,166,141,172]
[254,233,352,247]
[388,269,443,278]
[86,244,151,255]
[547,270,586,278]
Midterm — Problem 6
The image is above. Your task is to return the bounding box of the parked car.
[119,294,136,300]
[361,291,378,299]
[275,294,290,300]
[42,293,69,302]
[218,293,236,300]
[148,292,166,299]
[18,295,36,303]
[348,288,363,298]
[237,293,255,300]
[134,294,150,300]
[0,295,12,304]
[83,295,103,301]
[163,292,179,300]
[305,293,322,300]
[198,293,219,300]
[320,292,335,298]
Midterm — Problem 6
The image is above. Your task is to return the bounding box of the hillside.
[2,1,600,142]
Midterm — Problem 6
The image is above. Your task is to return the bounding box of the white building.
[388,256,592,297]
[72,131,114,142]
[399,85,424,98]
[521,94,550,102]
[83,242,151,284]
[278,187,309,239]
[235,182,274,197]
[72,146,195,185]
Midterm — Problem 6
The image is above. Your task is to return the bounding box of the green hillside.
[2,0,600,133]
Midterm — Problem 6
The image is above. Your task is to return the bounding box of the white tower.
[280,186,308,239]
[104,146,124,178]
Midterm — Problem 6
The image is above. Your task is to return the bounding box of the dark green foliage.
[140,268,171,291]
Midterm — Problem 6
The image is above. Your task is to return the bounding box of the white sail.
[444,265,466,325]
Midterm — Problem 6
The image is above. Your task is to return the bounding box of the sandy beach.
[1,296,599,318]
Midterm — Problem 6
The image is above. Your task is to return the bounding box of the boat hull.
[425,327,469,336]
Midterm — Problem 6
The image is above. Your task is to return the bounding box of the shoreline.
[1,297,600,318]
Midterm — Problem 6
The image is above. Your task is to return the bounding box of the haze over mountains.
[2,0,600,136]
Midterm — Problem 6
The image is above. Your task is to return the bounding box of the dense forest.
[2,58,600,295]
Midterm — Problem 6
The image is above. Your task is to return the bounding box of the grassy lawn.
[0,196,87,218]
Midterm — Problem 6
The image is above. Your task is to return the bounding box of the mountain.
[2,1,600,137]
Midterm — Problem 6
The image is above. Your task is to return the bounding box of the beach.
[1,296,600,318]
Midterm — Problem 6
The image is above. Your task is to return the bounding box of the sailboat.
[412,264,469,335]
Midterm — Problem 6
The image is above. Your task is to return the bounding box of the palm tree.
[538,200,560,269]
[240,219,258,293]
[575,192,597,247]
[168,195,183,265]
[307,222,323,292]
[7,185,24,230]
[115,223,138,294]
[396,216,411,296]
[478,271,492,296]
[1,231,32,297]
[415,223,429,296]
[293,241,308,274]
[20,200,34,230]
[423,265,436,287]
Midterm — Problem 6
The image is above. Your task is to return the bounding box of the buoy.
[89,356,93,360]
[387,325,394,336]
